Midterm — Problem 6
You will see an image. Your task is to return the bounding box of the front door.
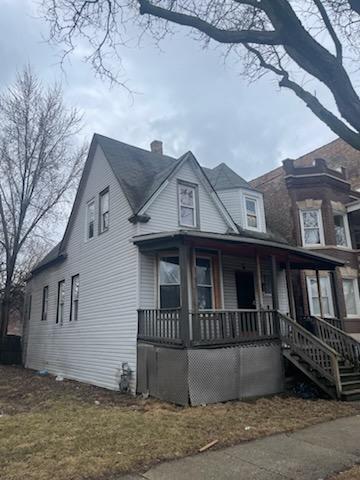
[235,271,256,309]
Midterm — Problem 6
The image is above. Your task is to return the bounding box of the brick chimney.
[150,140,163,155]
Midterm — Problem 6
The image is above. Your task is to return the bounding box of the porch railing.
[191,309,278,345]
[138,308,182,345]
[138,308,279,346]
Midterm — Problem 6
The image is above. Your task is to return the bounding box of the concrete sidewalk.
[123,415,360,480]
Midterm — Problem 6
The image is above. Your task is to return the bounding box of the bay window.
[343,278,360,317]
[306,275,334,317]
[300,209,324,246]
[334,213,350,247]
[159,256,180,309]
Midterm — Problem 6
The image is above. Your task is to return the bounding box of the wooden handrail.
[278,312,342,398]
[311,315,360,368]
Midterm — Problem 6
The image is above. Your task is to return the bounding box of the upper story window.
[244,196,259,230]
[300,209,324,246]
[159,256,180,309]
[86,199,95,239]
[41,286,49,321]
[334,213,351,247]
[70,274,80,322]
[343,278,360,317]
[99,187,109,233]
[196,257,213,309]
[178,182,198,228]
[56,280,65,324]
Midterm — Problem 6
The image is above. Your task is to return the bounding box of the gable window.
[196,257,213,309]
[86,199,95,239]
[343,278,360,317]
[300,209,324,246]
[159,256,180,309]
[334,213,350,247]
[99,188,109,233]
[178,182,197,228]
[306,275,334,317]
[244,196,259,230]
[70,274,80,321]
[56,280,65,324]
[41,286,49,321]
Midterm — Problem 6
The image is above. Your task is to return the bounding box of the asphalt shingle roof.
[203,163,254,191]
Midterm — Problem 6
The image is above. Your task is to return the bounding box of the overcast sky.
[1,0,337,181]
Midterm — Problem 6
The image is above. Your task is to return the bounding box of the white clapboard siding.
[139,159,230,235]
[25,145,139,392]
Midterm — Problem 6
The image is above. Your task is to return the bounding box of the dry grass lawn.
[329,466,360,480]
[0,366,359,480]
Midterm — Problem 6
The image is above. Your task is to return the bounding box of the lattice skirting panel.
[137,342,284,406]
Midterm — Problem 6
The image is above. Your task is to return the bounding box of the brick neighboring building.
[251,138,360,337]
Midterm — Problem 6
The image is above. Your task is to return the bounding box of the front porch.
[133,231,345,405]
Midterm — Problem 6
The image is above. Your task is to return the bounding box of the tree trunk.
[0,285,11,339]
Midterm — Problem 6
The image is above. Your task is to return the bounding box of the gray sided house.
[23,135,360,405]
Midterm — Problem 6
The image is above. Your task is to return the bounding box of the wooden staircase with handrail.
[278,312,360,400]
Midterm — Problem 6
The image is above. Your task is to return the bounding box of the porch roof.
[132,230,344,270]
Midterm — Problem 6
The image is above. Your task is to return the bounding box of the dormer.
[204,163,267,233]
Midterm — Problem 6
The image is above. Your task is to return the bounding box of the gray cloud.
[0,0,336,183]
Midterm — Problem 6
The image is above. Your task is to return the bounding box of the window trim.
[196,255,214,310]
[243,195,261,231]
[300,208,325,247]
[158,254,181,309]
[41,286,49,321]
[333,211,352,248]
[306,274,334,318]
[56,280,65,325]
[342,277,360,318]
[70,274,80,322]
[86,198,95,241]
[177,180,199,229]
[99,187,110,234]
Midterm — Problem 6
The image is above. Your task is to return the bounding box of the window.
[178,182,197,227]
[99,188,109,233]
[245,196,259,230]
[306,275,334,317]
[56,280,65,324]
[262,273,272,295]
[159,256,180,308]
[300,209,324,246]
[70,275,80,321]
[343,278,360,317]
[196,257,213,309]
[86,199,95,239]
[41,286,49,321]
[334,213,350,247]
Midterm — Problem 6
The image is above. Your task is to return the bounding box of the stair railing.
[310,316,360,368]
[278,312,342,398]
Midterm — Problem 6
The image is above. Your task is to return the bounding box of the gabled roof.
[203,163,255,191]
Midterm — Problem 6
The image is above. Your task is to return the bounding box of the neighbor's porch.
[134,231,343,348]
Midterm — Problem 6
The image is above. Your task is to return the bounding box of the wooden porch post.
[316,270,324,318]
[179,243,190,346]
[271,255,279,311]
[256,253,264,309]
[286,258,296,320]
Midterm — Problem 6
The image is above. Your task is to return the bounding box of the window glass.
[308,276,333,317]
[334,214,348,247]
[343,279,358,316]
[179,183,196,227]
[159,257,180,309]
[56,280,65,324]
[41,286,49,321]
[87,200,95,239]
[301,210,322,245]
[70,275,80,321]
[99,189,109,232]
[245,197,258,229]
[196,257,213,309]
